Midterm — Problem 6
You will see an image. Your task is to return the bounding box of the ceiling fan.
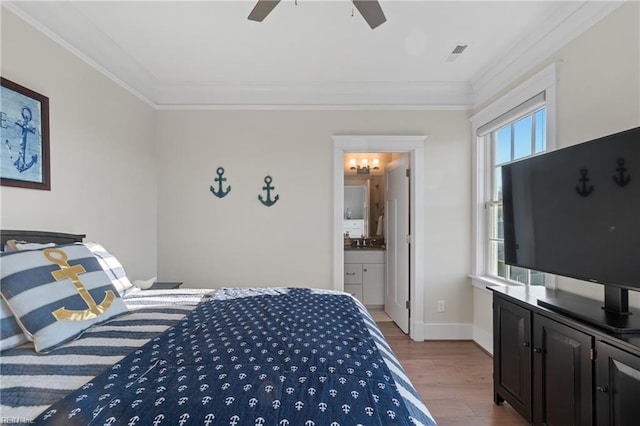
[248,0,387,29]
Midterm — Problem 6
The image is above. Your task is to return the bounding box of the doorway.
[332,135,426,342]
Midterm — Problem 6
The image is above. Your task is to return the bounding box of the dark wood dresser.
[490,285,640,425]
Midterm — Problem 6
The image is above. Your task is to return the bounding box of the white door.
[385,155,410,333]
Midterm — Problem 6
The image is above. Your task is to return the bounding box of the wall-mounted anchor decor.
[258,175,279,207]
[0,77,50,190]
[576,168,594,197]
[613,158,631,187]
[210,167,231,198]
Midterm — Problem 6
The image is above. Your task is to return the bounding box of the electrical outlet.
[437,300,445,313]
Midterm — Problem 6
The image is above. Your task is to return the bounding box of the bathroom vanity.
[344,248,385,308]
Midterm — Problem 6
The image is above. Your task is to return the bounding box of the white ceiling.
[4,1,623,108]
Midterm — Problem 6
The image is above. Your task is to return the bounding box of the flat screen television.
[502,126,640,333]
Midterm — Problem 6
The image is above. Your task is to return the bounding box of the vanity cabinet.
[491,286,640,426]
[344,250,384,307]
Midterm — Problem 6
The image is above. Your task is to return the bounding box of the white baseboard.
[473,325,493,355]
[422,322,473,340]
[417,322,494,355]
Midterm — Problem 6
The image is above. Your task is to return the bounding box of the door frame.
[332,135,426,341]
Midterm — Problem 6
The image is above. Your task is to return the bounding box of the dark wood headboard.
[1,230,86,248]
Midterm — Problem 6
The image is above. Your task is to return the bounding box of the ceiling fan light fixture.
[248,0,386,29]
[248,0,281,22]
[352,0,387,29]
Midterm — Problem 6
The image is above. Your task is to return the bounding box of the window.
[470,63,557,287]
[488,108,547,285]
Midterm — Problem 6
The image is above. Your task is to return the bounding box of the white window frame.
[470,63,559,288]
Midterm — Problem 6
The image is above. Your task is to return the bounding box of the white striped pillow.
[83,242,135,296]
[0,245,128,353]
[7,240,135,297]
[0,298,28,351]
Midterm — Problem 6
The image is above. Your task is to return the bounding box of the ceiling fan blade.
[352,0,386,29]
[248,0,281,22]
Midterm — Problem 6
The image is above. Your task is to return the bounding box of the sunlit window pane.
[494,166,503,201]
[513,116,533,159]
[496,127,511,164]
[488,241,499,276]
[489,241,507,279]
[489,204,504,239]
[498,260,506,279]
[509,266,528,284]
[535,109,546,153]
[530,270,545,286]
[488,107,547,285]
[497,204,504,239]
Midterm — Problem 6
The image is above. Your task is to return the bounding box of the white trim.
[472,324,493,354]
[3,2,157,108]
[155,104,470,112]
[470,63,559,131]
[470,63,558,285]
[472,1,624,107]
[476,92,546,137]
[5,1,620,109]
[3,1,473,110]
[422,323,473,341]
[155,81,474,110]
[470,274,514,291]
[333,135,426,342]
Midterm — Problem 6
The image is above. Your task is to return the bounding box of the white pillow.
[83,242,136,297]
[0,245,129,353]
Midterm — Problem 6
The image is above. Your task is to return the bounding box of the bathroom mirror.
[343,153,392,239]
[344,174,385,238]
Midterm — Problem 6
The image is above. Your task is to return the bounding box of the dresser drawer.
[344,284,363,303]
[344,263,362,284]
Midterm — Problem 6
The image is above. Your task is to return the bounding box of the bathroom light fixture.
[350,158,380,174]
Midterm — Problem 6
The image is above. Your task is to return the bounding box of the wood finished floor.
[375,317,528,426]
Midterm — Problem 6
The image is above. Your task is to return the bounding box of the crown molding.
[472,1,624,107]
[4,1,624,110]
[154,81,473,110]
[3,2,158,107]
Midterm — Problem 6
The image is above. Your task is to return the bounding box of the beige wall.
[155,110,473,329]
[0,9,158,280]
[472,1,640,352]
[551,1,640,302]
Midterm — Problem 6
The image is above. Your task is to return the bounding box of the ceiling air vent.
[446,44,468,62]
[451,44,468,55]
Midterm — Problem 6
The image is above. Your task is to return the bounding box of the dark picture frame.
[0,77,50,190]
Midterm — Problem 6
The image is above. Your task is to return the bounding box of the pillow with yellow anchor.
[0,244,128,353]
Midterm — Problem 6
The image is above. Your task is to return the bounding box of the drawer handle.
[522,342,530,347]
[533,348,542,353]
[597,386,608,393]
[346,272,356,276]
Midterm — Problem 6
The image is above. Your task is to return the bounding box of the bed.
[0,230,436,425]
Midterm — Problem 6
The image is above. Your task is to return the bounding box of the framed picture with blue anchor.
[0,77,50,190]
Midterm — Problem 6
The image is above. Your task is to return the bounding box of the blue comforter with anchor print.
[33,288,436,425]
